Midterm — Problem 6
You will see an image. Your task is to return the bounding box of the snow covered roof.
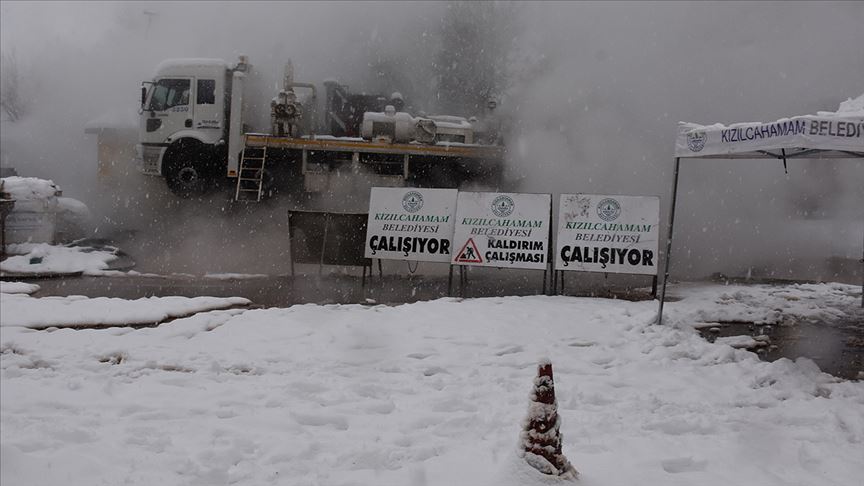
[1,176,61,201]
[84,109,138,133]
[153,58,229,78]
[675,94,864,159]
[831,94,864,115]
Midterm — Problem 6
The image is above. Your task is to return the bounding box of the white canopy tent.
[658,95,864,324]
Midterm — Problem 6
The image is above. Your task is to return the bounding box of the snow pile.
[55,197,94,240]
[0,281,40,295]
[0,293,250,328]
[663,282,860,327]
[683,93,864,131]
[824,93,864,116]
[0,243,118,276]
[0,176,61,202]
[154,58,228,77]
[1,284,862,485]
[715,334,765,350]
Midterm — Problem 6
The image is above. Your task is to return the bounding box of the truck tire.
[163,141,214,198]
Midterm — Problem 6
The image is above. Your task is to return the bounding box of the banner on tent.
[365,187,458,262]
[451,192,551,270]
[555,194,659,275]
[675,115,864,157]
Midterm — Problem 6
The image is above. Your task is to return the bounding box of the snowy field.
[1,282,862,485]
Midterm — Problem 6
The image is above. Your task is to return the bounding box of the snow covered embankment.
[0,293,250,328]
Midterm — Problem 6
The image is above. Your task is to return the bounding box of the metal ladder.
[234,143,268,202]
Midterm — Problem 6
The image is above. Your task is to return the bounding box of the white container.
[361,110,418,143]
[5,210,57,244]
[1,177,60,244]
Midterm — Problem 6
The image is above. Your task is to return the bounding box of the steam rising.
[1,1,862,280]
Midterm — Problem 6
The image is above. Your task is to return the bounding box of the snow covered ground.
[1,282,862,485]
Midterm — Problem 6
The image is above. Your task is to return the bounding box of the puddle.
[697,312,864,380]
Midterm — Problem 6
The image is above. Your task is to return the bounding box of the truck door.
[193,77,223,139]
[142,77,193,141]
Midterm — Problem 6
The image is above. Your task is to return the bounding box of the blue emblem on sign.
[402,191,424,213]
[597,198,621,221]
[687,131,706,152]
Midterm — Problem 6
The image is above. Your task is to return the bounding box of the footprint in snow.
[423,366,448,376]
[290,411,349,430]
[495,345,524,356]
[661,457,708,473]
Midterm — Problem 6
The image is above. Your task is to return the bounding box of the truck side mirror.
[141,86,147,108]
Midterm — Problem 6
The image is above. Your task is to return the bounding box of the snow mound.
[0,243,118,276]
[834,93,864,115]
[0,281,40,295]
[0,294,250,328]
[0,176,61,202]
[56,197,94,240]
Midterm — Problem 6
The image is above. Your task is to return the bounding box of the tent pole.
[657,157,681,325]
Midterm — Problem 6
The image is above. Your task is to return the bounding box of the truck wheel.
[164,143,213,198]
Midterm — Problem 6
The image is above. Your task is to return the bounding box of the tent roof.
[675,94,864,159]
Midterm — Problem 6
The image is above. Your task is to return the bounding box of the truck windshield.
[146,78,190,111]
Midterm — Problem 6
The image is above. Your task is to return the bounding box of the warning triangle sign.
[455,238,483,263]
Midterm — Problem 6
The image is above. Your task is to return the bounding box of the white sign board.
[365,187,458,262]
[555,194,659,275]
[451,192,551,270]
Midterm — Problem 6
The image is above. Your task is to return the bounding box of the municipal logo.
[491,195,515,217]
[402,191,424,213]
[687,131,706,152]
[597,198,621,222]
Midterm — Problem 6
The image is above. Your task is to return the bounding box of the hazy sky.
[1,1,862,279]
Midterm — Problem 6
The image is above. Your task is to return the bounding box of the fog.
[1,1,862,281]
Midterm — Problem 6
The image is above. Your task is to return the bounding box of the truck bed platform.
[243,134,505,160]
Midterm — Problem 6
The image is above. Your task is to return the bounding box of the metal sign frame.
[658,148,864,324]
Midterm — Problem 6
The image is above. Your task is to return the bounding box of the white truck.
[136,56,505,201]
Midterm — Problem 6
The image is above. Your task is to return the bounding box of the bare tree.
[1,48,29,122]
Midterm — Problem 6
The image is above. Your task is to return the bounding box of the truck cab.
[138,57,273,198]
[138,59,229,170]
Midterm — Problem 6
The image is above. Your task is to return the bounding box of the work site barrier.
[288,210,373,281]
